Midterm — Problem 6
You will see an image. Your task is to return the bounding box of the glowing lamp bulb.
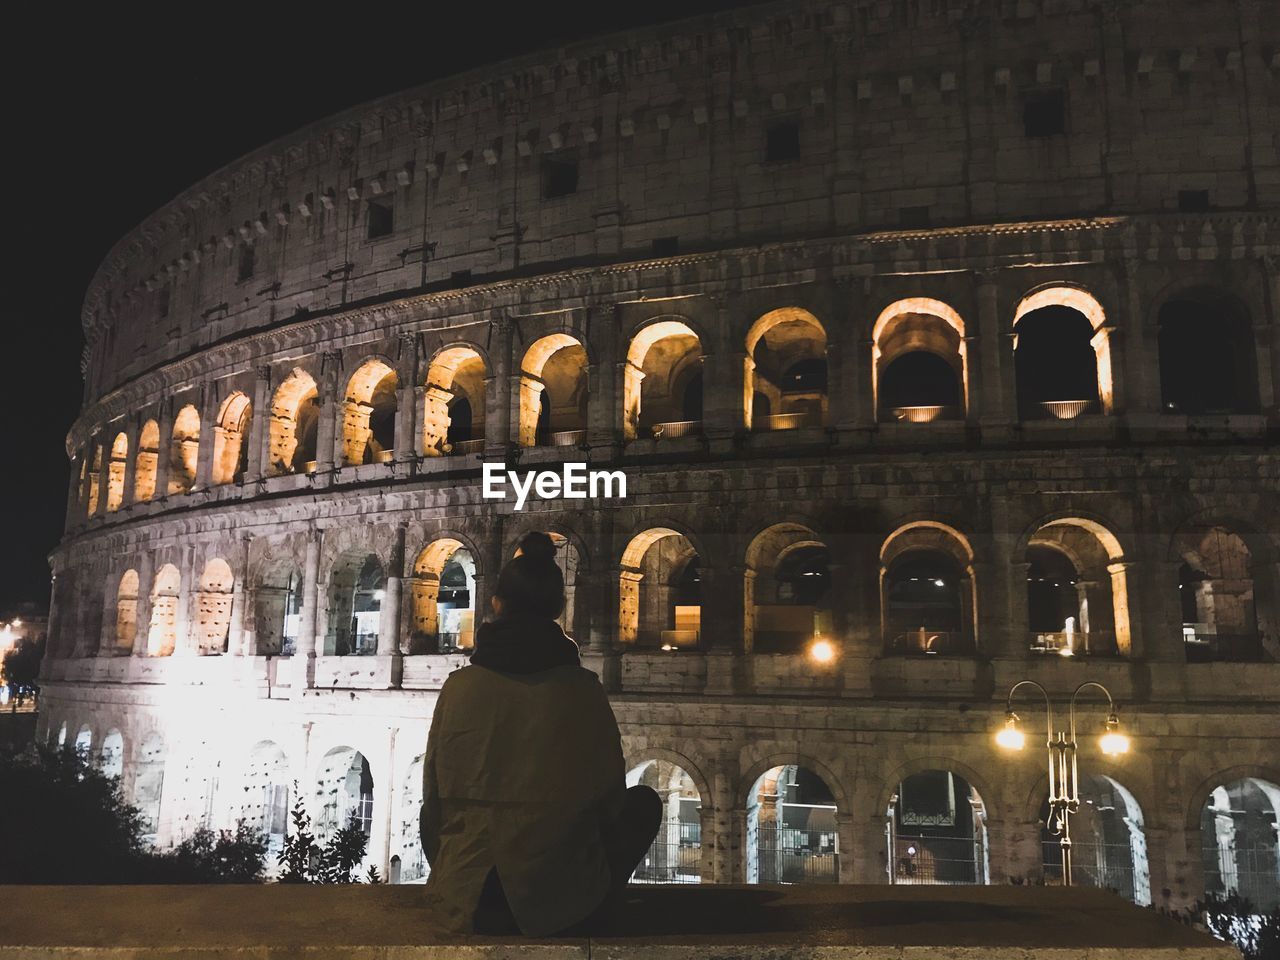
[996,713,1025,751]
[809,638,836,664]
[1100,714,1130,757]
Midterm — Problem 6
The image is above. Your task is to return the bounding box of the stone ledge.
[0,884,1236,960]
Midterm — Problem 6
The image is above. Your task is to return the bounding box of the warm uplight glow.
[809,638,836,664]
[1100,714,1130,756]
[1058,644,1075,657]
[996,713,1026,751]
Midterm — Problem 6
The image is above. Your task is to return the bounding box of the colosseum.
[39,0,1278,913]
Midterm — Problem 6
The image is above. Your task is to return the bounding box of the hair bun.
[517,531,557,563]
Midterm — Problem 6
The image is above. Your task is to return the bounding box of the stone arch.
[134,419,159,502]
[743,757,843,885]
[409,538,475,653]
[885,765,991,885]
[743,522,830,654]
[1171,518,1274,662]
[1155,284,1258,415]
[211,391,252,485]
[622,745,714,808]
[342,358,399,466]
[1185,765,1280,834]
[194,558,235,655]
[114,569,139,653]
[146,563,182,656]
[105,432,128,512]
[745,308,828,431]
[268,369,320,476]
[252,555,303,656]
[872,298,968,422]
[880,522,977,656]
[99,729,124,779]
[1038,774,1152,904]
[877,757,999,823]
[423,344,487,455]
[397,754,428,883]
[518,334,589,446]
[326,550,385,656]
[232,740,291,863]
[624,318,704,441]
[1198,775,1280,910]
[627,757,704,883]
[619,526,703,648]
[1012,284,1112,418]
[313,746,374,844]
[134,732,167,838]
[168,404,200,494]
[1023,515,1130,656]
[74,723,93,757]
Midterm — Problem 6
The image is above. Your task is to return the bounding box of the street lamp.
[994,680,1131,886]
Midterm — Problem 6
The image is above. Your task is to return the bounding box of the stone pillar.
[1120,259,1162,420]
[296,528,322,685]
[586,305,621,457]
[314,351,341,478]
[707,768,743,883]
[484,313,514,458]
[988,816,1044,886]
[1092,323,1125,416]
[95,434,112,517]
[512,374,545,447]
[229,535,251,655]
[96,574,116,657]
[194,385,217,491]
[65,448,84,527]
[120,419,139,510]
[132,553,155,656]
[583,566,613,653]
[1254,319,1275,413]
[1106,560,1138,658]
[154,399,173,500]
[848,813,888,884]
[976,270,1015,427]
[395,334,419,464]
[379,524,407,663]
[247,365,272,482]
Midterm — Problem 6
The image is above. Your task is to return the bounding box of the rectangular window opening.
[765,120,801,163]
[651,236,680,258]
[1023,89,1066,138]
[541,156,579,199]
[1178,189,1210,213]
[898,206,932,229]
[367,196,394,240]
[237,245,255,283]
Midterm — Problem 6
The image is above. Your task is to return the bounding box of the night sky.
[0,4,747,611]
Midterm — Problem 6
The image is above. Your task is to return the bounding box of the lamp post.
[995,680,1131,886]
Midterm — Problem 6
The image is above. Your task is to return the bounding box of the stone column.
[1120,259,1161,420]
[586,305,621,458]
[511,374,545,447]
[65,449,84,528]
[314,351,341,478]
[378,524,407,663]
[976,270,1015,427]
[132,553,155,656]
[120,419,139,510]
[1253,318,1275,413]
[229,535,252,655]
[97,574,117,657]
[295,528,322,686]
[832,281,874,440]
[848,812,888,883]
[95,433,111,517]
[194,385,217,491]
[247,365,272,482]
[707,768,743,883]
[154,399,173,499]
[484,312,514,458]
[395,334,419,465]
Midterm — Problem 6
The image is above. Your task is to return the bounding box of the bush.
[1198,893,1280,960]
[277,788,380,884]
[0,743,267,883]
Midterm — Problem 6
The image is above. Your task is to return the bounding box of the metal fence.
[890,835,983,884]
[1204,844,1280,911]
[1042,840,1139,901]
[631,824,702,884]
[755,824,839,884]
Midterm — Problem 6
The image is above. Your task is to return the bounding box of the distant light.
[906,845,917,856]
[809,638,836,665]
[1100,714,1130,757]
[934,579,945,587]
[1058,645,1075,657]
[661,643,674,652]
[372,590,386,601]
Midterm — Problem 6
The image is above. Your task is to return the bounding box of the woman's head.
[492,531,565,619]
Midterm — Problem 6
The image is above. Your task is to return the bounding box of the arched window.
[747,765,838,884]
[168,404,201,494]
[235,742,290,867]
[423,347,486,456]
[1158,290,1258,415]
[134,420,159,502]
[745,524,831,654]
[624,321,703,441]
[1175,525,1262,662]
[745,308,827,431]
[885,553,968,655]
[873,299,967,423]
[99,730,124,780]
[1013,288,1110,420]
[888,770,988,885]
[194,558,234,655]
[315,747,374,844]
[342,360,399,465]
[146,564,182,657]
[628,760,702,883]
[105,433,128,512]
[1200,777,1280,911]
[211,392,252,485]
[410,540,475,653]
[254,562,302,656]
[619,529,700,648]
[1043,775,1151,904]
[268,370,319,476]
[115,570,139,653]
[327,553,384,656]
[519,335,588,447]
[134,734,167,840]
[397,756,429,883]
[1025,519,1129,657]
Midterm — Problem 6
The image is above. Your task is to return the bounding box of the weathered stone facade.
[43,0,1279,909]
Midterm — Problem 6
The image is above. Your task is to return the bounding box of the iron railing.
[754,824,839,884]
[1043,840,1143,903]
[631,824,702,884]
[651,420,702,440]
[886,404,962,424]
[753,410,823,431]
[1183,631,1265,663]
[890,834,984,884]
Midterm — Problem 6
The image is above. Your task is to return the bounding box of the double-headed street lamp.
[995,680,1132,886]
